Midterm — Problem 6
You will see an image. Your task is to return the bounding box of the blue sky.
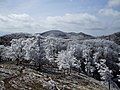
[0,0,120,36]
[0,0,108,16]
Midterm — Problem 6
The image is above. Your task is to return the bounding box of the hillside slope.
[0,62,108,90]
[40,30,69,39]
[67,32,94,40]
[40,30,95,40]
[0,33,32,46]
[97,32,120,45]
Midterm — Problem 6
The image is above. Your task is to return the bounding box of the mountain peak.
[40,30,68,39]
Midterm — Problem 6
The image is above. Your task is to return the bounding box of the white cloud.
[45,13,103,32]
[98,8,120,34]
[46,13,97,24]
[0,12,120,36]
[0,14,46,33]
[99,8,120,17]
[98,0,120,34]
[7,14,33,21]
[108,0,120,7]
[0,13,103,33]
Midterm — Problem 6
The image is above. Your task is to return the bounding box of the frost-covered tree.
[56,50,78,74]
[1,46,13,61]
[94,59,111,80]
[82,47,94,76]
[67,39,120,85]
[0,45,5,61]
[22,37,36,61]
[1,34,120,88]
[35,35,47,70]
[23,35,47,70]
[44,37,58,62]
[44,37,68,63]
[10,38,26,65]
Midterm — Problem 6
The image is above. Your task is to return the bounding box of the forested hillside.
[0,31,120,90]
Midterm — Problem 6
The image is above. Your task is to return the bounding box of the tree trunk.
[38,63,42,71]
[108,80,111,90]
[16,58,19,65]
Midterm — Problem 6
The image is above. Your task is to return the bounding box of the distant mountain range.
[0,30,120,46]
[0,31,10,36]
[0,33,32,46]
[40,30,95,39]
